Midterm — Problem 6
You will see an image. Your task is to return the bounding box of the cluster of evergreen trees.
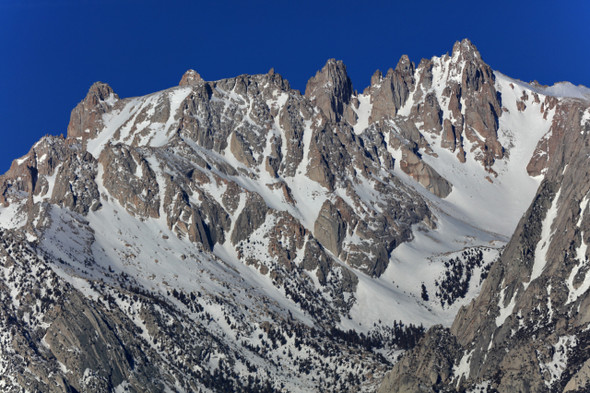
[435,248,488,308]
[330,320,425,351]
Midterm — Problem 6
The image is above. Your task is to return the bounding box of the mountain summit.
[1,40,589,392]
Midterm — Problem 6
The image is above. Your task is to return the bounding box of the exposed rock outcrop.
[527,98,586,176]
[378,326,462,393]
[179,69,204,86]
[400,147,452,198]
[314,199,347,256]
[50,151,101,214]
[305,59,357,124]
[453,39,503,169]
[367,55,416,122]
[98,144,160,219]
[231,192,268,245]
[67,82,118,143]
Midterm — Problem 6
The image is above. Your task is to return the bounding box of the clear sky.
[1,0,588,173]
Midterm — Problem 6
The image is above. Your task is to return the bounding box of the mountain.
[377,59,590,392]
[0,39,588,392]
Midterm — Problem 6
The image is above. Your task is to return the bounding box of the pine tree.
[421,283,429,301]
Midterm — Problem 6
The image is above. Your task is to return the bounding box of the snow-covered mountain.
[1,39,587,392]
[377,51,590,392]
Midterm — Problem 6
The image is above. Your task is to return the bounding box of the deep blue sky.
[1,0,588,173]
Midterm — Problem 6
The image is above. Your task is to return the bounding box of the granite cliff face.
[1,39,587,392]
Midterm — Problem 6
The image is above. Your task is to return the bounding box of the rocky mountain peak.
[305,58,356,123]
[451,38,481,61]
[66,81,118,142]
[264,67,291,90]
[179,69,204,86]
[397,38,503,170]
[84,81,118,108]
[395,54,415,74]
[370,69,383,86]
[366,56,415,123]
[452,39,495,94]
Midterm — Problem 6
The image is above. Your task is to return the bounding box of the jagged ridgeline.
[1,39,588,392]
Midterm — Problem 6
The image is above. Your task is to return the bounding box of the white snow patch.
[0,200,28,229]
[162,88,192,137]
[213,241,313,325]
[104,93,118,106]
[582,108,590,130]
[496,285,517,327]
[352,94,372,134]
[343,267,440,332]
[33,164,61,203]
[527,188,561,287]
[15,156,28,165]
[496,72,590,102]
[113,381,131,393]
[540,335,578,387]
[453,349,473,387]
[86,97,143,157]
[542,82,590,101]
[145,87,192,147]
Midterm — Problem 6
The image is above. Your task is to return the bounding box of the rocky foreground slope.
[0,39,588,392]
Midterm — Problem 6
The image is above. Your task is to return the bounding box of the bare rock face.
[301,113,436,277]
[277,95,311,176]
[0,135,71,206]
[314,199,347,256]
[0,135,104,220]
[266,211,306,270]
[348,179,433,276]
[400,148,452,198]
[231,192,268,245]
[378,326,461,393]
[442,81,466,157]
[229,131,256,167]
[411,92,443,134]
[67,82,118,143]
[311,175,434,277]
[398,39,503,171]
[441,118,457,151]
[305,59,357,124]
[388,118,431,151]
[297,236,360,312]
[527,99,587,176]
[160,167,230,251]
[175,71,305,177]
[306,121,349,191]
[564,360,590,392]
[98,144,160,219]
[43,291,136,392]
[453,39,503,169]
[367,55,416,123]
[0,229,170,393]
[179,69,204,86]
[50,151,101,214]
